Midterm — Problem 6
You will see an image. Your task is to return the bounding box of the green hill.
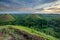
[0,25,59,40]
[9,14,60,39]
[0,14,15,22]
[0,14,60,40]
[24,14,42,20]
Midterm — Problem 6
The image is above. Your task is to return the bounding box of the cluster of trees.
[0,14,60,38]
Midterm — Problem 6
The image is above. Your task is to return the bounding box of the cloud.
[0,0,59,13]
[41,0,60,13]
[34,0,60,13]
[43,5,60,13]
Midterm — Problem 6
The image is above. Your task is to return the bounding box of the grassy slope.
[10,25,59,40]
[0,25,59,40]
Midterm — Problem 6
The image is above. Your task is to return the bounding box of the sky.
[0,0,60,14]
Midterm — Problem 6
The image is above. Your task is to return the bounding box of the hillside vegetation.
[0,14,60,40]
[0,14,15,22]
[0,25,59,40]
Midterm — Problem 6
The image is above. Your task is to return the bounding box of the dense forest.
[0,14,60,39]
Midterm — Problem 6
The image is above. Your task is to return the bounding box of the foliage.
[0,14,60,39]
